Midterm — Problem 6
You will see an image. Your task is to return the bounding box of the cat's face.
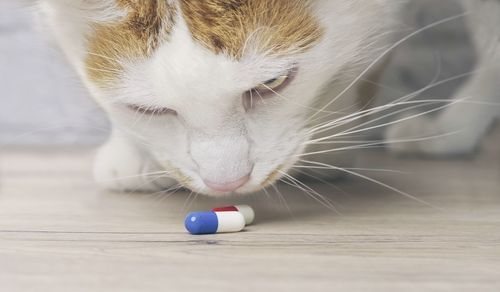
[43,0,396,195]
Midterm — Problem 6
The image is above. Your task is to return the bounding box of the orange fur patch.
[261,166,283,187]
[179,0,324,59]
[86,1,177,86]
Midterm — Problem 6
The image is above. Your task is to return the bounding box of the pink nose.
[203,174,251,192]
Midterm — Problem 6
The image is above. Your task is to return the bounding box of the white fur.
[38,0,498,195]
[38,0,398,195]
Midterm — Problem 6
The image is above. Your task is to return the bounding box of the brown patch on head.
[86,1,177,86]
[180,0,324,59]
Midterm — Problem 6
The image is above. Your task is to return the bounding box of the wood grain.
[0,128,499,292]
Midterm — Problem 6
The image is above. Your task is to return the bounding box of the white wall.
[0,0,474,145]
[0,1,109,146]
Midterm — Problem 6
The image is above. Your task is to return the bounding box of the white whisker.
[297,160,442,210]
[306,12,469,123]
[278,170,341,214]
[299,131,459,157]
[270,184,295,218]
[295,163,408,174]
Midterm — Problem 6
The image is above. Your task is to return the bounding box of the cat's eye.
[255,75,289,92]
[126,104,177,116]
[249,68,296,98]
[242,69,297,110]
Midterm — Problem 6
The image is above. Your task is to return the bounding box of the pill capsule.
[212,205,255,225]
[185,211,245,235]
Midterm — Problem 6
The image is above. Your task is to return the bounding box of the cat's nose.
[203,174,251,193]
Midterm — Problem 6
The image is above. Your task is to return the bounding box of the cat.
[35,0,499,196]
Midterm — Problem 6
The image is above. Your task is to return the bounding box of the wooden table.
[1,128,499,292]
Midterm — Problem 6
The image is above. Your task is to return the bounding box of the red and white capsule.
[213,205,255,225]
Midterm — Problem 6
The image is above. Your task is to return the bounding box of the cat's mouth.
[157,137,307,196]
[165,160,300,196]
[164,163,287,196]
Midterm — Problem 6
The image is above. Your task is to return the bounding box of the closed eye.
[126,104,177,116]
[249,68,297,98]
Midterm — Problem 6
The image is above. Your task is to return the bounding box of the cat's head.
[42,0,395,195]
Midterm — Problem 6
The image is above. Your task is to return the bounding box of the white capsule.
[212,205,255,225]
[216,211,246,233]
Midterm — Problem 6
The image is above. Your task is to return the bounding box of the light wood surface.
[1,128,499,292]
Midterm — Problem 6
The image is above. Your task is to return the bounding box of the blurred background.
[0,0,477,147]
[0,0,108,146]
[1,1,499,291]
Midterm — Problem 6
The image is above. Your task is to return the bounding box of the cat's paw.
[385,112,478,156]
[93,138,176,192]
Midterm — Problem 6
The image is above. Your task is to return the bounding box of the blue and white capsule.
[185,211,246,235]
